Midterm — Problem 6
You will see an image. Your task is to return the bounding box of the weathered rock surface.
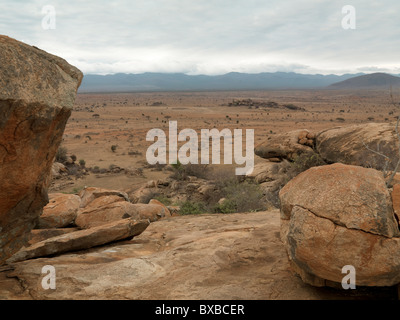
[316,123,399,170]
[279,163,400,287]
[391,184,400,223]
[7,218,149,263]
[75,201,170,229]
[28,228,79,246]
[36,193,81,229]
[281,206,400,287]
[74,189,171,229]
[254,129,316,161]
[78,187,129,208]
[50,162,67,179]
[1,210,395,299]
[247,159,281,184]
[0,35,83,264]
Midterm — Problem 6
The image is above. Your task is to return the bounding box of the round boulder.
[279,163,400,287]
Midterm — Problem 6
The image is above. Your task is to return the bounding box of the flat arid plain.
[55,88,398,194]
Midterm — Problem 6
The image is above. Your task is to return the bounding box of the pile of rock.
[129,175,216,208]
[7,187,171,263]
[297,130,315,148]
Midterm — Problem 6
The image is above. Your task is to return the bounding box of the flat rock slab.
[7,218,149,263]
[0,211,396,299]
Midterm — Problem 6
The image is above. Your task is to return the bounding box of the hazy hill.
[78,72,364,92]
[328,73,400,89]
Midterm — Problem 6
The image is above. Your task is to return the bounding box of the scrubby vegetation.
[169,161,211,181]
[56,145,68,163]
[164,163,268,214]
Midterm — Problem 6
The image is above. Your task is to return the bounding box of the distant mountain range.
[78,71,400,93]
[328,72,400,89]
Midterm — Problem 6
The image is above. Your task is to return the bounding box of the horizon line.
[81,71,400,77]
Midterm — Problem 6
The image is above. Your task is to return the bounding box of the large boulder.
[0,35,83,264]
[255,129,316,161]
[279,163,400,287]
[316,123,399,171]
[36,193,81,229]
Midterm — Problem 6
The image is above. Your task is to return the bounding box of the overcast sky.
[1,0,399,75]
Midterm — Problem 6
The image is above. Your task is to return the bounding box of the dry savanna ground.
[53,88,399,194]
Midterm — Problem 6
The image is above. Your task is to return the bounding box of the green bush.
[213,179,266,213]
[178,200,206,215]
[215,198,236,214]
[287,153,326,179]
[154,195,172,206]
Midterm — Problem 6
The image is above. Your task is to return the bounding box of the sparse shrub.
[286,153,326,180]
[55,146,68,163]
[154,195,172,206]
[178,200,206,215]
[215,198,237,214]
[213,179,266,213]
[111,145,117,152]
[144,163,166,171]
[169,161,211,181]
[128,150,142,156]
[79,159,86,167]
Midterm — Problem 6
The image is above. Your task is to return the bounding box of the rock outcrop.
[315,123,399,170]
[254,129,316,161]
[74,187,171,228]
[1,210,395,299]
[8,218,149,263]
[37,193,81,229]
[255,123,400,173]
[0,35,83,264]
[279,163,400,287]
[4,187,168,262]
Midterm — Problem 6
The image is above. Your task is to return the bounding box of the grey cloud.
[0,0,399,75]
